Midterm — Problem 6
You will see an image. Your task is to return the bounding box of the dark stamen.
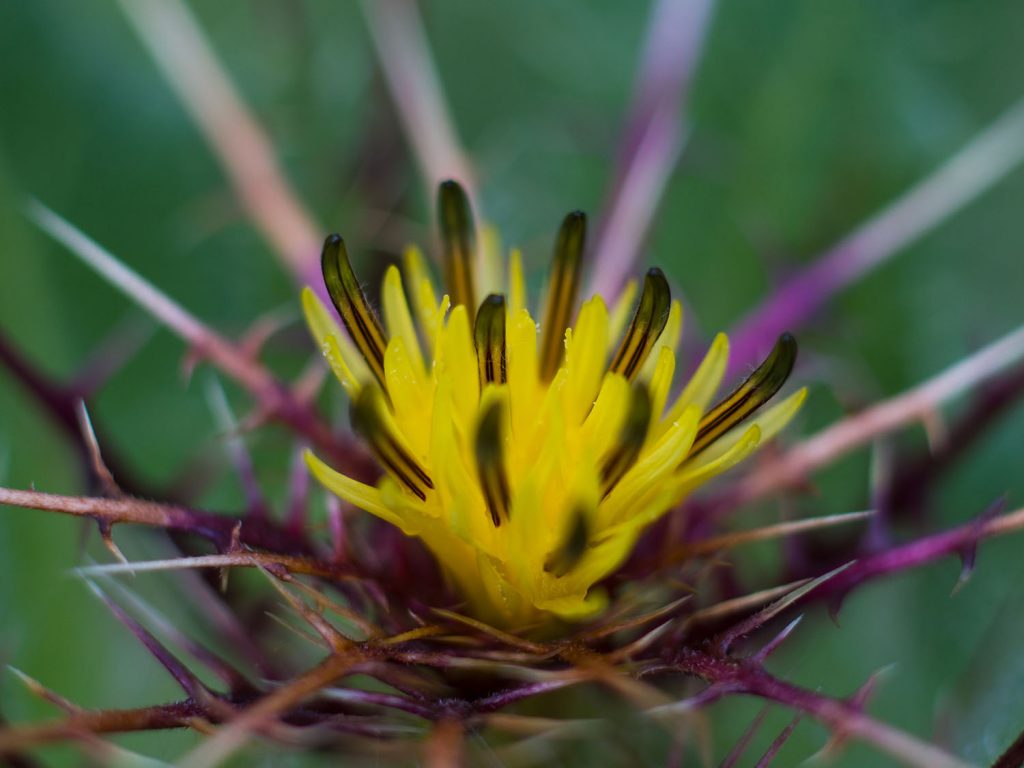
[438,180,477,311]
[609,268,671,381]
[474,400,510,526]
[544,506,590,577]
[539,211,587,381]
[321,234,389,390]
[474,294,507,386]
[688,333,798,459]
[600,384,652,496]
[350,386,433,500]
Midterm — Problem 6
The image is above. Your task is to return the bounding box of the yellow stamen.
[475,398,511,527]
[438,180,477,310]
[320,235,388,390]
[609,268,671,381]
[539,211,586,381]
[474,294,507,386]
[689,333,797,458]
[544,505,591,577]
[350,386,433,501]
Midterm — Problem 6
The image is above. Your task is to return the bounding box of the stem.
[588,0,716,300]
[807,505,1024,605]
[0,701,201,755]
[723,322,1024,509]
[26,201,374,477]
[117,0,322,288]
[0,486,308,557]
[671,650,971,768]
[362,0,476,203]
[727,98,1024,375]
[180,651,364,768]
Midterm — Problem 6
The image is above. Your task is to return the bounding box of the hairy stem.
[728,98,1024,375]
[117,0,322,288]
[722,322,1024,510]
[588,0,716,300]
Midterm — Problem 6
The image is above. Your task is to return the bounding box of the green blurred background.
[1,2,1023,765]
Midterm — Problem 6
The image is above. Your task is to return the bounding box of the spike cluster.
[303,181,805,627]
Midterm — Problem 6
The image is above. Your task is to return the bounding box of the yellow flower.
[302,181,806,628]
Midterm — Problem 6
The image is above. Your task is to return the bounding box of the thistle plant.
[304,180,804,628]
[3,2,1024,767]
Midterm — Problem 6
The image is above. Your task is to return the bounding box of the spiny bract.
[303,180,806,628]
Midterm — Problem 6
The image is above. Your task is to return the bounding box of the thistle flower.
[303,180,807,627]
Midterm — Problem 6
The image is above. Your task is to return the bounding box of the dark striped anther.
[350,386,433,501]
[320,234,389,390]
[609,268,671,381]
[600,384,652,497]
[539,211,587,381]
[474,294,507,386]
[474,400,511,527]
[688,333,798,459]
[544,505,590,577]
[437,180,477,311]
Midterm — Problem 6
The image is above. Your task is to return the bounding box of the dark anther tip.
[438,179,468,203]
[320,234,346,273]
[751,333,798,396]
[483,293,506,307]
[646,266,666,280]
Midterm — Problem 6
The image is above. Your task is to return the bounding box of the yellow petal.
[321,333,361,396]
[638,299,682,382]
[661,332,729,432]
[507,308,540,447]
[607,278,638,351]
[301,287,372,386]
[382,265,426,380]
[437,304,480,433]
[508,248,526,317]
[646,346,676,426]
[384,337,433,456]
[563,296,609,425]
[478,224,503,299]
[304,450,414,534]
[674,424,762,497]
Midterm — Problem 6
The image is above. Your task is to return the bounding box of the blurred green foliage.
[1,2,1023,765]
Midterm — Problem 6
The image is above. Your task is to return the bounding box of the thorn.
[849,664,896,710]
[715,562,853,654]
[257,567,353,652]
[293,356,328,405]
[754,712,802,767]
[719,705,770,768]
[7,666,78,714]
[827,591,847,627]
[286,442,311,535]
[953,495,1006,595]
[71,311,156,397]
[75,401,122,498]
[920,405,949,453]
[96,519,131,570]
[238,306,296,359]
[82,579,213,704]
[753,615,803,663]
[205,376,268,520]
[326,494,348,565]
[182,344,203,383]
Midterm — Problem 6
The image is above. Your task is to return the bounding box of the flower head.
[303,181,805,628]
